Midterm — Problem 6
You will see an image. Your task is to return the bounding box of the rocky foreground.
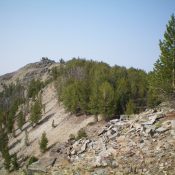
[0,103,175,175]
[24,102,175,175]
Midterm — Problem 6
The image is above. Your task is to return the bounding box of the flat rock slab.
[156,127,169,133]
[28,161,47,173]
[171,120,175,129]
[39,157,57,167]
[28,157,57,174]
[143,115,157,125]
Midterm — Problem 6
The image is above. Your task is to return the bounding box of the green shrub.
[155,121,162,128]
[69,134,76,140]
[87,121,96,126]
[76,128,87,140]
[39,132,48,153]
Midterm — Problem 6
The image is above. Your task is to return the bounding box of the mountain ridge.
[0,58,175,175]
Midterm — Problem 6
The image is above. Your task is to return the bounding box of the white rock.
[156,127,169,133]
[171,120,175,129]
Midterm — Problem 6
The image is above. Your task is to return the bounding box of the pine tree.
[125,99,135,115]
[7,111,14,133]
[98,81,114,120]
[150,14,175,99]
[114,78,130,114]
[11,153,19,170]
[24,130,29,146]
[88,83,99,116]
[30,99,42,125]
[3,148,11,171]
[28,79,43,99]
[39,132,48,153]
[62,81,87,114]
[0,129,11,171]
[17,111,25,130]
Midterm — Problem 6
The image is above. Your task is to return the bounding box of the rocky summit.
[0,57,56,92]
[26,102,175,175]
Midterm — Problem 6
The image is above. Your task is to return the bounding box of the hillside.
[0,58,175,175]
[0,58,96,174]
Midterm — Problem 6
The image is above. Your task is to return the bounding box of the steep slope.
[2,82,95,165]
[0,58,95,174]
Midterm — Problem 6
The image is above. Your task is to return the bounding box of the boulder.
[49,143,68,158]
[156,127,169,133]
[70,149,76,155]
[170,120,175,138]
[39,157,57,167]
[111,127,118,134]
[28,161,47,174]
[78,139,90,154]
[171,120,175,129]
[71,140,81,154]
[98,128,107,136]
[106,128,117,137]
[170,130,175,138]
[106,130,112,137]
[92,148,115,167]
[110,119,120,124]
[144,126,156,136]
[143,115,158,125]
[133,123,143,131]
[70,139,91,155]
[120,115,129,120]
[107,125,114,131]
[91,138,107,154]
[28,157,57,174]
[108,132,119,140]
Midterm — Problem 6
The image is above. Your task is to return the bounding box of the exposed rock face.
[25,104,175,175]
[28,157,56,174]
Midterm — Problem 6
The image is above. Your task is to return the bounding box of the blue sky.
[0,0,175,75]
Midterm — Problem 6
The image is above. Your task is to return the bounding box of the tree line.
[52,59,148,119]
[52,14,175,118]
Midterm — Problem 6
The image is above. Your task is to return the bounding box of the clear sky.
[0,0,175,75]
